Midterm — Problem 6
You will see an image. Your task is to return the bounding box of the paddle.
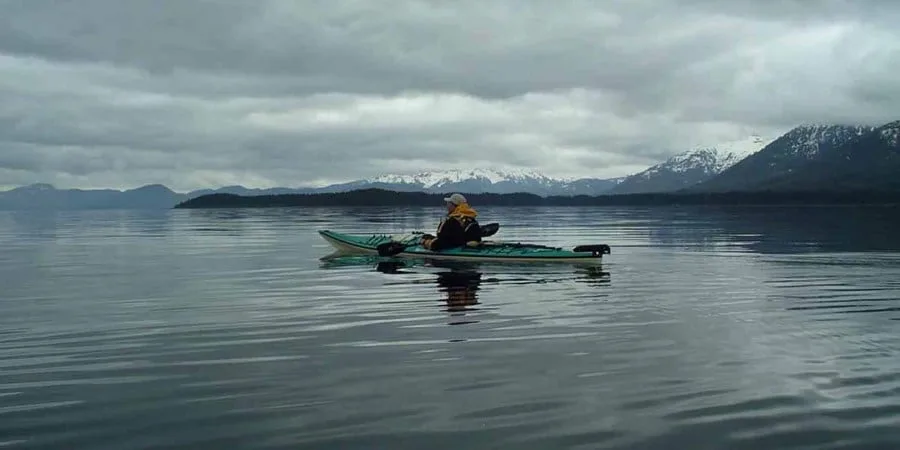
[480,222,500,237]
[572,244,611,255]
[376,222,500,257]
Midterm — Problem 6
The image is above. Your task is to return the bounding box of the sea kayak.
[318,229,610,263]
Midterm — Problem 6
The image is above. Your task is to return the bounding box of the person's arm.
[464,220,482,243]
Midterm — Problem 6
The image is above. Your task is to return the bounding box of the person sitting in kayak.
[421,193,482,251]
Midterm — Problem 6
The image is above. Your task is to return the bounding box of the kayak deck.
[318,229,610,263]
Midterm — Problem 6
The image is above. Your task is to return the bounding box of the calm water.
[2,205,900,449]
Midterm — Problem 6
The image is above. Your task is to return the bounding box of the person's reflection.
[577,265,611,287]
[436,268,482,325]
[409,259,481,325]
[375,259,482,324]
[375,260,407,274]
[437,269,481,310]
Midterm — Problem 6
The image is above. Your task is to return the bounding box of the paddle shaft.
[376,222,499,256]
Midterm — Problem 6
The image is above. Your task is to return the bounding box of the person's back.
[421,193,482,251]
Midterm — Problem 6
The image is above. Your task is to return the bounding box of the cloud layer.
[2,0,899,191]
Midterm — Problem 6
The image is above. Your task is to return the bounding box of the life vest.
[431,203,482,247]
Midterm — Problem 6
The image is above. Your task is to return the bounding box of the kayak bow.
[318,229,610,263]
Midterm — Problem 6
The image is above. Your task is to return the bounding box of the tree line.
[173,188,900,208]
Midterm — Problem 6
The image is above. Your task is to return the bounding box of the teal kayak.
[318,229,610,263]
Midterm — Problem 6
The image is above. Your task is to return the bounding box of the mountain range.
[609,135,776,194]
[302,169,626,196]
[0,169,626,210]
[2,119,898,210]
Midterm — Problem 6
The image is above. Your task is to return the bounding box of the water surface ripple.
[2,206,900,449]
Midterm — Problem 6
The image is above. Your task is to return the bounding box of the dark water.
[2,205,900,449]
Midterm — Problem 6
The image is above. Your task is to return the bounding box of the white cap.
[443,193,467,205]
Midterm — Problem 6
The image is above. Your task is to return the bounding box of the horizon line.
[0,171,633,194]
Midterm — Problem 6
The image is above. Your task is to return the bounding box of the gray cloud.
[1,0,899,191]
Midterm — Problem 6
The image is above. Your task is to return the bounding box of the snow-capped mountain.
[690,124,877,193]
[609,135,776,194]
[368,168,552,187]
[317,168,624,196]
[747,120,900,191]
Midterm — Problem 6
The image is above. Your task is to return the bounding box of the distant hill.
[187,185,317,197]
[688,124,877,193]
[0,183,187,210]
[609,135,775,194]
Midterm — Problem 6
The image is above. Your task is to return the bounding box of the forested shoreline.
[173,188,900,208]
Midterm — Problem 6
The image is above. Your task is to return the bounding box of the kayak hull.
[318,229,609,263]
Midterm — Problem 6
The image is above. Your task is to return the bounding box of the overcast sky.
[2,0,899,191]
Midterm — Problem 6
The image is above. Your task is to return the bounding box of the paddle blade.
[572,244,611,255]
[480,222,500,237]
[376,241,408,257]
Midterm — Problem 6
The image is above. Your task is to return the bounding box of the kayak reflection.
[321,255,610,288]
[318,255,610,324]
